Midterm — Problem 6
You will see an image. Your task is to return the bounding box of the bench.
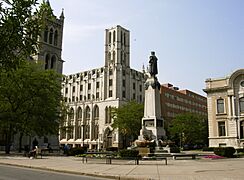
[82,156,140,165]
[171,153,197,160]
[142,156,168,165]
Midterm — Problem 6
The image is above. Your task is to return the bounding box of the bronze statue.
[149,51,158,76]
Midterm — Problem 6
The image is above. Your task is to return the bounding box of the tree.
[112,101,144,148]
[168,113,208,148]
[0,61,62,153]
[0,0,53,69]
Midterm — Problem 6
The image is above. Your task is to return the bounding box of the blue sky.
[49,0,244,96]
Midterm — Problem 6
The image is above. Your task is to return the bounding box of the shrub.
[214,147,236,158]
[106,147,118,152]
[202,147,214,151]
[119,149,139,158]
[67,147,87,156]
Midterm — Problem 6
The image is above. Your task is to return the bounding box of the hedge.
[213,147,235,158]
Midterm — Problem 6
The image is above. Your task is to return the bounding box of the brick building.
[160,83,207,128]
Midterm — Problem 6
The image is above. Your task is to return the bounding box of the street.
[0,164,111,180]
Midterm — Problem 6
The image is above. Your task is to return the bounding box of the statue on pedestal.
[149,51,158,76]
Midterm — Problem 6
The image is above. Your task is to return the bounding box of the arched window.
[44,27,48,42]
[77,107,82,119]
[77,107,82,139]
[84,106,90,139]
[94,105,99,119]
[50,55,56,69]
[113,30,116,43]
[85,106,90,119]
[217,98,224,114]
[49,28,53,44]
[105,106,111,124]
[54,30,58,46]
[240,97,244,113]
[45,54,50,69]
[109,32,111,43]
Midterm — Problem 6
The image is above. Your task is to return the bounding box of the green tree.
[0,0,53,69]
[112,101,144,148]
[0,61,62,153]
[168,113,208,148]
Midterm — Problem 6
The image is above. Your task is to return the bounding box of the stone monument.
[138,51,166,142]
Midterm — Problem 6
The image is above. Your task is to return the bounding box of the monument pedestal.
[139,73,165,141]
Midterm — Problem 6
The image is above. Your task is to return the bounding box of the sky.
[49,0,243,96]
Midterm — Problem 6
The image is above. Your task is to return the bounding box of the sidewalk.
[0,154,244,180]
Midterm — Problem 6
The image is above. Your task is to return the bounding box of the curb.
[0,162,148,180]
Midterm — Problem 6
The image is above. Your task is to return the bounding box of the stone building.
[204,69,244,148]
[160,83,207,128]
[60,25,145,149]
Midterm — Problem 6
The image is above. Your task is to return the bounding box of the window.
[50,56,56,69]
[217,98,225,114]
[124,33,126,44]
[109,32,111,43]
[96,82,99,88]
[109,79,113,86]
[240,98,244,113]
[122,91,126,98]
[122,70,126,76]
[218,122,226,136]
[54,30,58,46]
[105,106,112,123]
[94,105,99,119]
[44,27,48,42]
[96,92,99,99]
[113,30,116,42]
[109,90,112,97]
[77,107,82,119]
[122,80,126,87]
[49,28,53,44]
[109,69,113,75]
[45,54,50,69]
[88,83,91,90]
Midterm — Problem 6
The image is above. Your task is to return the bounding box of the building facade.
[160,83,207,129]
[204,69,244,148]
[60,25,145,149]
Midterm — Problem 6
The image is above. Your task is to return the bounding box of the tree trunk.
[4,131,11,154]
[18,133,23,153]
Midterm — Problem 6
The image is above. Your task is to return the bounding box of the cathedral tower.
[33,0,64,74]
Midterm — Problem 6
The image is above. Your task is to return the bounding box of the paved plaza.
[0,153,244,180]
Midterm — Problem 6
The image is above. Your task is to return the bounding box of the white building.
[60,25,145,150]
[204,69,244,148]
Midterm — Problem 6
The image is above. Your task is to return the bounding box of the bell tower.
[104,25,130,68]
[33,0,64,74]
